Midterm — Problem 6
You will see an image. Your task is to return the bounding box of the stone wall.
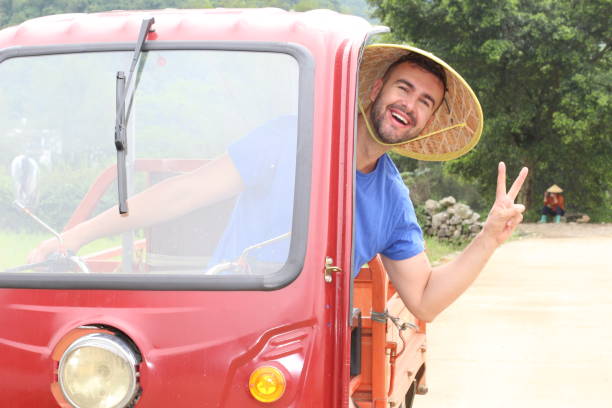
[423,196,483,240]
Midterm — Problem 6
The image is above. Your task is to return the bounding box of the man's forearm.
[63,154,243,250]
[387,164,527,323]
[418,231,499,321]
[61,171,202,248]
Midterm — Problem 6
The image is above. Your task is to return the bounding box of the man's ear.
[369,78,384,102]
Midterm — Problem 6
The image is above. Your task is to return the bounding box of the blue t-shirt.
[209,116,296,266]
[210,117,424,275]
[353,154,424,276]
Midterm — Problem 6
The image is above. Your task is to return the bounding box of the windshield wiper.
[114,17,155,214]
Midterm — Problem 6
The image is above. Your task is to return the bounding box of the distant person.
[540,184,565,223]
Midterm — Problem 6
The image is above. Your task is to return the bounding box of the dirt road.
[416,223,612,408]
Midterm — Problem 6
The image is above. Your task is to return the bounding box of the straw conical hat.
[546,184,563,193]
[359,44,483,161]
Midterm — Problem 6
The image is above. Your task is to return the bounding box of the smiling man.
[348,44,527,408]
[353,45,528,324]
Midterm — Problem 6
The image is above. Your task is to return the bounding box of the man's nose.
[402,94,419,112]
[394,93,417,116]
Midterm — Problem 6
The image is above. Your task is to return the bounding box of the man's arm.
[28,153,244,262]
[383,162,528,322]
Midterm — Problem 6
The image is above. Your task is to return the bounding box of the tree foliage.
[370,0,611,220]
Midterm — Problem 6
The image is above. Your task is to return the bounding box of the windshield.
[0,47,309,288]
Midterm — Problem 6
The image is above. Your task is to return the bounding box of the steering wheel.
[2,251,90,274]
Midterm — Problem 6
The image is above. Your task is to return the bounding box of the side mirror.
[10,154,39,209]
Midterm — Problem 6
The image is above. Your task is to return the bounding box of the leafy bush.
[398,159,488,213]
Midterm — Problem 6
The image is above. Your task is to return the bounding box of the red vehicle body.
[0,9,427,407]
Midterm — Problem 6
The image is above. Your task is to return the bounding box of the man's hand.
[482,162,528,247]
[27,234,79,264]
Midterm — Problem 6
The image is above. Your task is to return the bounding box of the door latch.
[324,257,341,283]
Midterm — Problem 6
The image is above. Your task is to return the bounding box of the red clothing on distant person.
[544,193,564,212]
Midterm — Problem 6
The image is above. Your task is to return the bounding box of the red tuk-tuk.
[0,8,427,407]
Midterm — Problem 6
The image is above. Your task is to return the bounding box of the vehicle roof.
[0,8,375,49]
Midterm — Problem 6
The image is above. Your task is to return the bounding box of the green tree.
[369,0,611,220]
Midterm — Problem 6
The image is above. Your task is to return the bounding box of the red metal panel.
[0,9,371,49]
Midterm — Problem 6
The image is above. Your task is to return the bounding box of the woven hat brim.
[359,44,483,161]
[546,185,563,193]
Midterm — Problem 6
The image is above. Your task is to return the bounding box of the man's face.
[369,62,445,144]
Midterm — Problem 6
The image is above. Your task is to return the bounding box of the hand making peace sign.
[482,162,529,246]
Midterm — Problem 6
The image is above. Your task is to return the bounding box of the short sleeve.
[381,191,425,261]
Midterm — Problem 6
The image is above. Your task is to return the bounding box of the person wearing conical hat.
[347,44,527,408]
[353,44,528,318]
[540,184,565,223]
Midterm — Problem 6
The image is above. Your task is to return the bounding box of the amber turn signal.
[248,366,286,403]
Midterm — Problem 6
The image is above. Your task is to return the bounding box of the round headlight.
[58,333,140,408]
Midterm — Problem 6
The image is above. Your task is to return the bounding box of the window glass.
[0,50,301,280]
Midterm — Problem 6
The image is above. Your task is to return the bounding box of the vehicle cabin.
[0,8,426,408]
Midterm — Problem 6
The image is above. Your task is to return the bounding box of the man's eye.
[420,99,431,108]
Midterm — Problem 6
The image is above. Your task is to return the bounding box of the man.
[30,44,527,322]
[346,44,527,408]
[353,44,527,323]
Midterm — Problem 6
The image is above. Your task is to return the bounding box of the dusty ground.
[515,222,612,239]
[415,223,612,408]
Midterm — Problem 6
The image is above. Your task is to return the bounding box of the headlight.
[58,333,140,408]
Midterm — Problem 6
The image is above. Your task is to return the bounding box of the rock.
[577,215,590,223]
[422,197,483,241]
[566,212,590,223]
[469,224,482,233]
[439,196,456,208]
[454,203,472,219]
[425,199,440,214]
[432,212,449,229]
[449,215,462,225]
[437,225,451,238]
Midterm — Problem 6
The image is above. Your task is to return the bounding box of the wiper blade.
[114,17,155,214]
[115,72,128,213]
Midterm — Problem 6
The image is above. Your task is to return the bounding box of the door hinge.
[324,257,342,283]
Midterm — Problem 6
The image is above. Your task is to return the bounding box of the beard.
[369,97,423,144]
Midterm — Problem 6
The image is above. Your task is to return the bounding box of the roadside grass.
[0,231,119,269]
[425,236,468,264]
[424,229,529,264]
